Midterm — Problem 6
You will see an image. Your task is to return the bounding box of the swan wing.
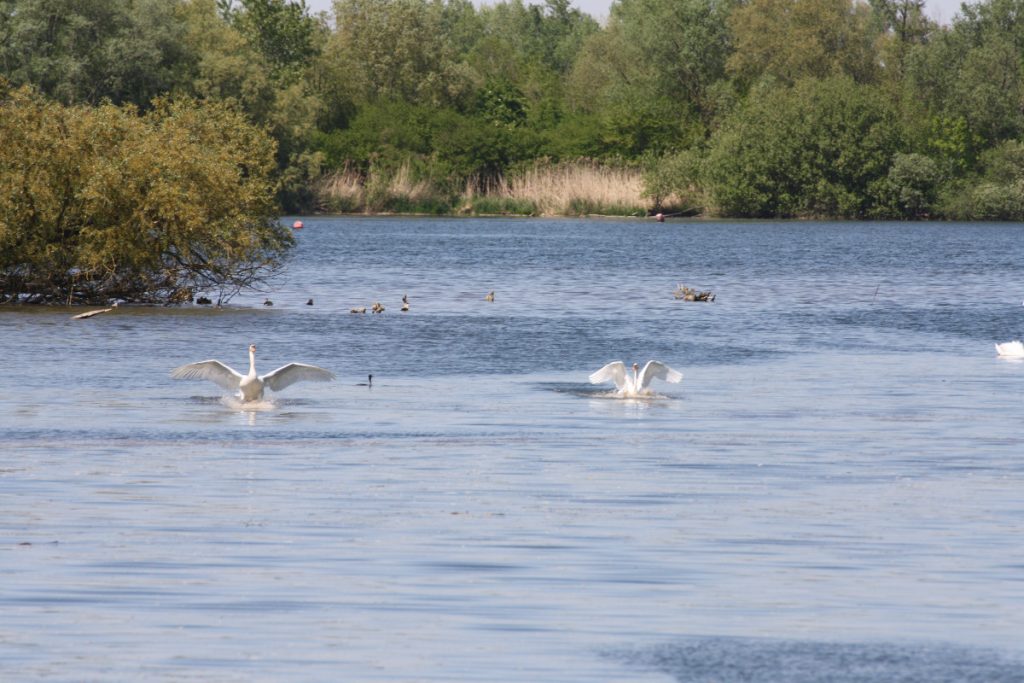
[637,360,683,389]
[260,363,335,392]
[170,360,243,391]
[589,361,628,389]
[995,340,1024,357]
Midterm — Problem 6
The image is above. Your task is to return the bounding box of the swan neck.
[248,348,257,376]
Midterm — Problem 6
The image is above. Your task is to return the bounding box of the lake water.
[2,217,1024,682]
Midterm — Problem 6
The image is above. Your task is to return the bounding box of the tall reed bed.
[488,162,650,216]
[315,160,662,216]
[316,162,447,214]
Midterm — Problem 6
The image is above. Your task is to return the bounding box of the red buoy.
[292,220,304,229]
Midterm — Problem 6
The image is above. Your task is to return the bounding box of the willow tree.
[0,83,292,304]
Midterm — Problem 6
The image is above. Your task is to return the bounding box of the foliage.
[703,77,902,217]
[727,0,880,87]
[875,152,941,218]
[327,0,476,108]
[312,100,539,193]
[0,84,291,304]
[938,140,1024,220]
[642,150,705,213]
[0,0,194,105]
[612,0,733,125]
[902,0,1024,164]
[229,0,321,82]
[4,0,1024,221]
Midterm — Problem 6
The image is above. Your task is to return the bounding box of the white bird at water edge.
[995,340,1024,358]
[589,360,683,397]
[171,343,335,402]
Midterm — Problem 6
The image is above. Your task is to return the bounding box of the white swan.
[171,343,335,402]
[995,340,1024,358]
[589,360,683,397]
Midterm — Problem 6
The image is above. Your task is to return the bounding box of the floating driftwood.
[673,284,715,302]
[70,306,115,319]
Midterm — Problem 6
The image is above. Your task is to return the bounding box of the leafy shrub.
[0,84,289,304]
[703,76,902,218]
[937,141,1024,220]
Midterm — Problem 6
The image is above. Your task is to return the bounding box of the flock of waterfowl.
[69,280,1024,403]
[165,284,684,403]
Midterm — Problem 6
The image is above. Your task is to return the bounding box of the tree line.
[3,0,1024,221]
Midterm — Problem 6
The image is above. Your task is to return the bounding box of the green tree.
[327,0,475,108]
[876,152,941,218]
[227,0,322,83]
[902,0,1024,163]
[727,0,881,87]
[703,76,902,217]
[0,0,194,105]
[611,0,733,124]
[565,0,732,155]
[938,140,1024,220]
[0,83,290,305]
[869,0,934,81]
[178,0,325,210]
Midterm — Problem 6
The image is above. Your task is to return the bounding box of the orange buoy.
[292,220,304,229]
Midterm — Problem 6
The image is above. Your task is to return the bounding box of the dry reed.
[317,162,437,212]
[316,160,662,216]
[316,166,364,211]
[491,162,651,216]
[386,162,433,203]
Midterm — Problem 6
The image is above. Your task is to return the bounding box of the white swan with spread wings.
[589,360,683,397]
[171,344,334,402]
[995,340,1024,358]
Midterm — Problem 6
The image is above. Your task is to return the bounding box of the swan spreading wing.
[170,360,244,391]
[589,361,628,389]
[261,363,336,391]
[636,360,683,390]
[995,340,1024,358]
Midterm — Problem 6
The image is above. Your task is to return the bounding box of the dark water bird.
[263,298,273,306]
[306,298,314,306]
[171,343,334,402]
[196,296,212,305]
[356,374,373,387]
[484,291,495,302]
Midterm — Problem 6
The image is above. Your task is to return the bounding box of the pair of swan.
[589,360,683,397]
[171,344,334,402]
[172,345,681,403]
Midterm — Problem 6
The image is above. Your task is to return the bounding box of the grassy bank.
[315,162,689,217]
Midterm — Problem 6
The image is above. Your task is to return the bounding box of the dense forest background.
[3,0,1024,219]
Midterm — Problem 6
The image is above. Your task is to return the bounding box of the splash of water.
[220,396,277,412]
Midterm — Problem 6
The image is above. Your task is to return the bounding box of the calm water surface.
[2,218,1024,681]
